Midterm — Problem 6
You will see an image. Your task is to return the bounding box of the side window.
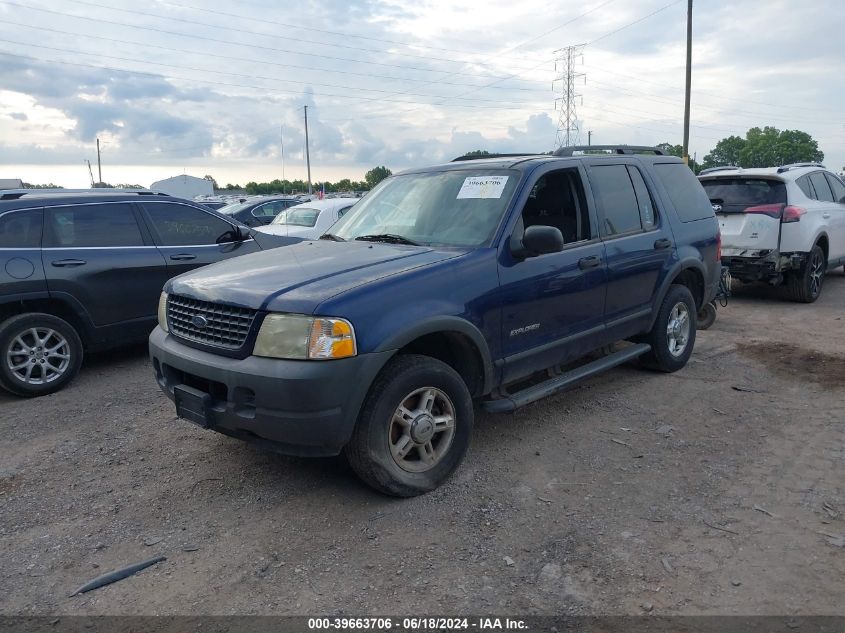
[653,163,713,222]
[337,205,353,218]
[589,165,642,237]
[518,169,591,244]
[824,173,845,203]
[44,204,143,247]
[796,175,815,199]
[252,201,283,218]
[808,172,834,202]
[0,208,42,248]
[627,166,657,230]
[142,203,234,246]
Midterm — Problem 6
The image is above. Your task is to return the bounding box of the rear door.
[0,207,46,300]
[42,202,167,326]
[585,161,674,334]
[823,173,845,261]
[700,177,786,256]
[138,201,261,279]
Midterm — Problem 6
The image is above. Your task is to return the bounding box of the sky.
[0,0,843,189]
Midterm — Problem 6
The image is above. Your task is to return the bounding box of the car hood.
[167,240,467,314]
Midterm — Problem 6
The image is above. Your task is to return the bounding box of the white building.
[150,175,213,199]
[0,178,23,190]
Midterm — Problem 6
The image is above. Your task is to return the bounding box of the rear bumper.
[722,251,806,281]
[149,327,393,456]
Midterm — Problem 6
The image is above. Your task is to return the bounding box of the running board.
[482,343,651,413]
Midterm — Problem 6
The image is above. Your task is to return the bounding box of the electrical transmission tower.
[553,44,586,148]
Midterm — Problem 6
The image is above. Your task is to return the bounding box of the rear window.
[654,163,713,222]
[45,204,143,247]
[700,178,786,213]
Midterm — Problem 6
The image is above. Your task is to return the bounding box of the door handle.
[578,255,601,270]
[169,254,197,261]
[51,259,86,267]
[654,238,672,250]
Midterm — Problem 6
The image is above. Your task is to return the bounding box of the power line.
[0,0,540,80]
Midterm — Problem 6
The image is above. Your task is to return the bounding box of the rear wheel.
[787,245,825,303]
[640,284,697,373]
[0,313,83,397]
[345,354,473,497]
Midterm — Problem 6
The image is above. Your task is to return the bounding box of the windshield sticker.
[457,176,509,199]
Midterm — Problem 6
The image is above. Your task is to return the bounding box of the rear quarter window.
[654,163,713,222]
[0,208,42,248]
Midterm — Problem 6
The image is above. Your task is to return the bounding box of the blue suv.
[150,146,721,496]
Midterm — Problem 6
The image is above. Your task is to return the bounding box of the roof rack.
[553,145,666,157]
[776,162,826,173]
[698,165,740,175]
[0,188,170,201]
[451,152,541,162]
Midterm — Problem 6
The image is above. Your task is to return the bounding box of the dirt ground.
[1,272,844,617]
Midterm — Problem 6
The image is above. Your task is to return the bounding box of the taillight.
[716,230,721,261]
[782,206,806,223]
[743,203,784,218]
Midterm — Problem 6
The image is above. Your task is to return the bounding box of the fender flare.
[650,258,708,328]
[375,316,496,395]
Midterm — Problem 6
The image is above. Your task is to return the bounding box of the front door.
[138,201,261,280]
[497,167,607,384]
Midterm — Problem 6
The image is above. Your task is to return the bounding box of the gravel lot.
[2,272,844,616]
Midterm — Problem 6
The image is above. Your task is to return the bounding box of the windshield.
[271,207,320,227]
[217,201,253,215]
[330,170,519,247]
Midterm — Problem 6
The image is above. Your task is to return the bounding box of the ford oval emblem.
[191,315,209,329]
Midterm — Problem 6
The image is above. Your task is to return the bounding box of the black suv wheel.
[787,245,825,303]
[640,284,697,372]
[0,313,83,397]
[345,354,473,497]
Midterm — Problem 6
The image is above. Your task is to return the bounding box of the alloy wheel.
[6,327,72,385]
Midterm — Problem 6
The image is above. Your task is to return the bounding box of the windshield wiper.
[319,233,346,241]
[355,233,421,246]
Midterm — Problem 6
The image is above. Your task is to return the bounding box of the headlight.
[253,314,356,360]
[158,292,169,332]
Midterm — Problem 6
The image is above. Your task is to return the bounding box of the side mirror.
[517,225,564,258]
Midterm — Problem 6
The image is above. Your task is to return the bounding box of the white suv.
[699,163,845,302]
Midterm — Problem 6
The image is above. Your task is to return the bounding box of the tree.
[203,174,219,190]
[22,182,63,189]
[462,150,492,158]
[701,128,823,170]
[365,166,392,188]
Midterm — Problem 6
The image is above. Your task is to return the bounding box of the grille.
[167,295,257,350]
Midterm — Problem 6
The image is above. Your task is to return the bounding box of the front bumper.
[149,327,393,456]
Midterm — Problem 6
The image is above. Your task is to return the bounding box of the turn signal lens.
[308,318,357,360]
[158,292,169,332]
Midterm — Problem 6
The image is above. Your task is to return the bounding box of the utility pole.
[588,130,592,146]
[96,137,102,185]
[303,106,312,195]
[553,44,586,148]
[280,124,286,194]
[682,0,693,165]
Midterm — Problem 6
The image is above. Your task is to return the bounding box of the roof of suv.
[399,152,683,175]
[0,190,188,212]
[698,164,828,180]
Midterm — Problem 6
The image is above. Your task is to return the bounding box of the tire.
[787,245,825,303]
[0,313,83,397]
[639,284,697,373]
[696,302,717,330]
[345,354,473,497]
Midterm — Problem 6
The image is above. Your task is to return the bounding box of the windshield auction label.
[456,176,509,199]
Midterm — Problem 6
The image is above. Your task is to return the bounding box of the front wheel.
[345,354,473,497]
[0,313,83,397]
[639,284,697,373]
